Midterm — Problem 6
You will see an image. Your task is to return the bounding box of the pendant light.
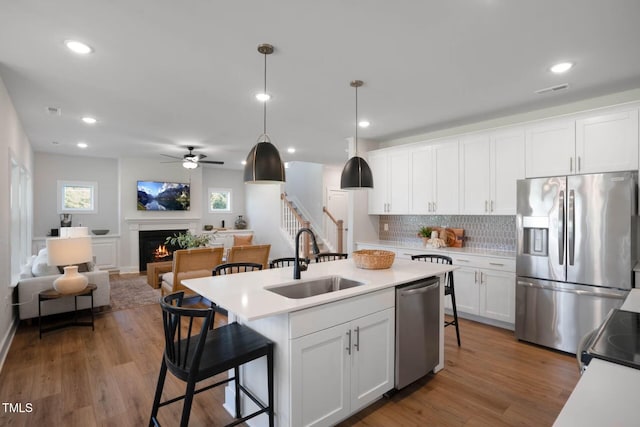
[340,80,373,189]
[244,43,286,183]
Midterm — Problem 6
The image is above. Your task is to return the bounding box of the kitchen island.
[183,258,454,427]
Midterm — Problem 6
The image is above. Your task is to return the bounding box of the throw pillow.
[31,253,61,277]
[233,234,253,246]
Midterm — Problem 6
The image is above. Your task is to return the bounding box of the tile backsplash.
[378,215,516,251]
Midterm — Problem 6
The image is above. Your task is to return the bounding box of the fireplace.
[139,229,187,272]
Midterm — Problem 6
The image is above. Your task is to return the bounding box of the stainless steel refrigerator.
[515,171,637,354]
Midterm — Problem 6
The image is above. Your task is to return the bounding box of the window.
[58,180,97,213]
[208,188,232,213]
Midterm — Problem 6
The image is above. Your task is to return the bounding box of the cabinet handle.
[578,156,581,171]
[490,200,494,212]
[570,157,573,172]
[346,330,352,355]
[354,326,360,351]
[489,262,504,266]
[457,259,470,263]
[428,202,432,212]
[475,271,478,283]
[433,202,437,212]
[481,272,485,284]
[485,200,488,212]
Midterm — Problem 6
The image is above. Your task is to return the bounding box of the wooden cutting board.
[433,227,464,247]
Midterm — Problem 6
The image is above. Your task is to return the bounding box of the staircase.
[280,193,332,257]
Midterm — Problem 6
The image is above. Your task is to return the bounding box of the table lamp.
[46,236,93,294]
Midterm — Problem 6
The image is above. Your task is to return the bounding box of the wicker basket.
[352,250,395,270]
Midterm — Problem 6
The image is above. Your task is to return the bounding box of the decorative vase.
[53,265,88,294]
[234,215,247,229]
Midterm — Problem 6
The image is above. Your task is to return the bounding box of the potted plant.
[165,230,216,249]
[418,226,433,245]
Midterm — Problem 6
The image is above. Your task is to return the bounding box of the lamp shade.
[340,156,373,189]
[47,236,93,266]
[243,140,285,183]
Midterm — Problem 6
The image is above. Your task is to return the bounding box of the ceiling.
[1,0,640,170]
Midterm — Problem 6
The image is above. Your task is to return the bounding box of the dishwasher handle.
[399,281,439,296]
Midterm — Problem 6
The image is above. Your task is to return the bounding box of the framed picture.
[208,188,232,213]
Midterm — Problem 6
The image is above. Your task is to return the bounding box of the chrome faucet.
[294,227,320,280]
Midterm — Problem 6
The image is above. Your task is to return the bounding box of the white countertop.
[553,288,640,426]
[357,240,515,259]
[182,258,454,322]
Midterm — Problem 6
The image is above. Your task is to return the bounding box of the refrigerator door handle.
[568,189,575,266]
[558,190,565,265]
[517,280,627,299]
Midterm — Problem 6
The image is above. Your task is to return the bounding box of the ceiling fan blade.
[160,154,183,160]
[198,154,207,160]
[199,160,225,165]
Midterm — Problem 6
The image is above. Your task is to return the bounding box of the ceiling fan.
[160,146,224,169]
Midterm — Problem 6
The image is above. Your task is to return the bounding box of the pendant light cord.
[354,84,358,157]
[263,52,267,135]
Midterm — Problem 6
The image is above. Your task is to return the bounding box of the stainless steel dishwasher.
[395,276,440,389]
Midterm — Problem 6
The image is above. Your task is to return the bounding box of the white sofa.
[18,249,111,320]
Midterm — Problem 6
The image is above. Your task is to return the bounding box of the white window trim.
[57,180,98,214]
[208,187,232,213]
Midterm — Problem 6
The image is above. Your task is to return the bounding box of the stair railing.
[281,193,311,258]
[322,206,344,253]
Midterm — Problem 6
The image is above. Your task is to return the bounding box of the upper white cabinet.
[575,108,639,174]
[525,118,576,177]
[460,129,525,215]
[409,139,459,215]
[526,106,639,178]
[368,148,409,214]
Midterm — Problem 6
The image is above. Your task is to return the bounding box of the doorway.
[326,189,348,252]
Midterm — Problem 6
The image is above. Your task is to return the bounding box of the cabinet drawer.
[450,254,515,272]
[289,288,395,339]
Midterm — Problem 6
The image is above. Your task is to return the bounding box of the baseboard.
[0,315,19,374]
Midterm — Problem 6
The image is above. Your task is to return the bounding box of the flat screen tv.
[137,180,190,211]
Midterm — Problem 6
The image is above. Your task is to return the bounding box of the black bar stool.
[149,291,274,427]
[411,254,461,346]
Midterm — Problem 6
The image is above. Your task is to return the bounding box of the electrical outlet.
[383,223,389,231]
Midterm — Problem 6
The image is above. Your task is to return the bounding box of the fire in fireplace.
[138,229,187,272]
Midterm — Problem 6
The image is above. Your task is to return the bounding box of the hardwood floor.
[0,296,580,426]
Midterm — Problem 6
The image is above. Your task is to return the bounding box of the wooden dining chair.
[227,244,271,269]
[411,254,461,346]
[150,291,274,427]
[160,247,224,297]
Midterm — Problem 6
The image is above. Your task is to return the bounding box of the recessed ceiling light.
[77,142,88,148]
[256,93,271,102]
[241,160,247,165]
[358,120,370,128]
[81,116,97,124]
[550,62,573,74]
[287,147,296,153]
[64,40,93,55]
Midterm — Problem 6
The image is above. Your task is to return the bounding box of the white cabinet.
[291,308,394,427]
[525,106,639,178]
[368,149,409,214]
[409,139,459,214]
[576,108,639,174]
[525,118,576,177]
[450,254,515,325]
[459,128,524,215]
[91,237,118,270]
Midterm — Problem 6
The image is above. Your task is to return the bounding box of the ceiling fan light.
[182,161,198,169]
[243,140,285,183]
[340,156,373,189]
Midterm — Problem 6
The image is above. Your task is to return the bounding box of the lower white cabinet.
[91,237,118,270]
[451,255,515,325]
[291,308,395,427]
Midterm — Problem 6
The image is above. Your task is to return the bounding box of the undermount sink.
[266,276,366,299]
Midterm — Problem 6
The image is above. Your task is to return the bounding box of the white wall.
[0,75,33,369]
[33,153,119,237]
[245,183,292,259]
[200,167,245,230]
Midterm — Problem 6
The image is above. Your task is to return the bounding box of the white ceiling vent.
[46,106,61,115]
[535,83,569,95]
